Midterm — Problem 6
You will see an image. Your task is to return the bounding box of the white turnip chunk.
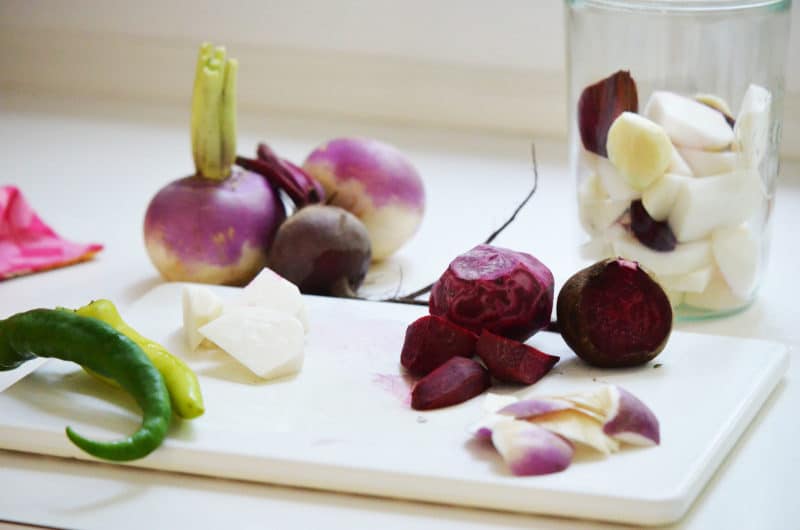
[583,151,640,200]
[182,285,224,350]
[668,169,763,242]
[578,173,630,235]
[230,267,309,332]
[645,91,734,150]
[612,234,712,276]
[657,266,713,293]
[668,143,694,176]
[199,307,304,380]
[734,84,772,169]
[683,269,748,311]
[606,112,673,190]
[711,224,760,298]
[642,173,692,222]
[677,147,739,177]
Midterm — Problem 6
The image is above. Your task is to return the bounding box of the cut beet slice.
[578,70,639,157]
[400,315,478,376]
[475,330,559,384]
[411,357,490,411]
[630,200,677,252]
[556,258,673,368]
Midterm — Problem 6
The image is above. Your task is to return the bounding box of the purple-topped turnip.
[144,43,285,286]
[302,137,425,261]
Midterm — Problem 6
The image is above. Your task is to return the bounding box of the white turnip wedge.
[182,285,224,350]
[229,267,309,332]
[199,306,305,380]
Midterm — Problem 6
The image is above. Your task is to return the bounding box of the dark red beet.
[429,245,554,342]
[475,330,559,384]
[556,258,673,368]
[267,205,371,296]
[400,315,478,376]
[578,71,639,157]
[411,357,490,411]
[630,200,677,252]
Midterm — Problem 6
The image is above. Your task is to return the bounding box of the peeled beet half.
[476,330,559,384]
[557,258,672,368]
[400,315,477,376]
[429,244,554,341]
[411,357,490,411]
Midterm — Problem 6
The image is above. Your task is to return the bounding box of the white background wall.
[0,0,797,152]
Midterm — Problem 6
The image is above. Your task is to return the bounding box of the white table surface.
[0,93,797,529]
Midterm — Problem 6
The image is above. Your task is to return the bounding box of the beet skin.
[475,330,559,384]
[556,258,672,368]
[411,357,490,411]
[400,315,478,376]
[429,245,554,341]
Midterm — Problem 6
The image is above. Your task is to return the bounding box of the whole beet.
[267,204,371,296]
[556,258,672,368]
[429,245,554,341]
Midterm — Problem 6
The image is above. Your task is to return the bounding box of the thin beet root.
[630,200,677,251]
[400,315,478,376]
[475,330,559,384]
[556,258,673,368]
[411,357,490,411]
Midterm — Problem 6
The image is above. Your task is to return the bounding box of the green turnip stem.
[191,43,237,180]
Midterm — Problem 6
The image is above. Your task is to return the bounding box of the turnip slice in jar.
[677,147,739,177]
[612,234,712,276]
[711,224,760,298]
[656,266,713,293]
[668,169,763,242]
[429,244,554,341]
[644,91,734,150]
[735,84,772,169]
[642,173,693,222]
[578,173,630,235]
[583,151,640,200]
[684,268,748,311]
[606,112,673,191]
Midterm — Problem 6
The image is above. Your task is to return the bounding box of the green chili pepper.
[74,299,204,419]
[0,309,171,461]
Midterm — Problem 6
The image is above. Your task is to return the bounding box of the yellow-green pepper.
[74,299,204,419]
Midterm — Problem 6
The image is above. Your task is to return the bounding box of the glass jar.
[565,0,793,319]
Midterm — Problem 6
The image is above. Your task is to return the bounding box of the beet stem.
[381,142,540,304]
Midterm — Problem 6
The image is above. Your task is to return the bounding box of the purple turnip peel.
[429,245,554,341]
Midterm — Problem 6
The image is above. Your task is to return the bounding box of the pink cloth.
[0,186,103,280]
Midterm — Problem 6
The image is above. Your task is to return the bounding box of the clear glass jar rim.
[567,0,791,12]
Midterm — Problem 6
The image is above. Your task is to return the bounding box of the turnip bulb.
[302,137,425,261]
[267,204,372,296]
[143,43,286,286]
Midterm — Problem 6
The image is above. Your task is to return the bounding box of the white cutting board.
[0,283,789,526]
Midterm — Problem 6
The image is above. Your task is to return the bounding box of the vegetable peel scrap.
[0,186,103,280]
